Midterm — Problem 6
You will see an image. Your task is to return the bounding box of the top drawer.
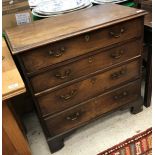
[20,18,143,73]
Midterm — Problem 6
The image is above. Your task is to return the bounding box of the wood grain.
[144,13,152,28]
[4,4,146,153]
[44,80,141,136]
[37,59,140,117]
[5,4,147,54]
[20,18,143,73]
[2,38,26,100]
[2,101,31,155]
[30,39,141,93]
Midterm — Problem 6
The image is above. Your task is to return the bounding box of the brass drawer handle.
[111,68,126,79]
[113,91,128,100]
[110,50,124,59]
[109,28,125,38]
[60,89,77,101]
[66,112,80,121]
[55,69,71,79]
[49,47,65,57]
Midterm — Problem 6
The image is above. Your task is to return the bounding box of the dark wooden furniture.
[2,38,31,155]
[139,0,152,107]
[143,25,152,107]
[5,4,146,153]
[144,20,152,107]
[133,0,152,107]
[144,32,152,107]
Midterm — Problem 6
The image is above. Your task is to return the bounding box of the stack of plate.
[91,0,127,4]
[32,0,92,18]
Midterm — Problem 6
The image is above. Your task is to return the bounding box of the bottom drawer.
[45,80,141,136]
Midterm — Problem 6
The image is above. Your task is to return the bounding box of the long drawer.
[30,40,141,93]
[37,59,140,117]
[44,80,141,136]
[21,18,143,73]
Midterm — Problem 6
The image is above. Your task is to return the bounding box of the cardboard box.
[2,0,32,31]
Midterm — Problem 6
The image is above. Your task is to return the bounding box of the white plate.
[32,9,60,17]
[114,0,128,4]
[34,0,91,15]
[35,0,88,13]
[32,2,92,17]
[34,2,85,15]
[91,0,127,4]
[29,0,85,8]
[95,0,116,2]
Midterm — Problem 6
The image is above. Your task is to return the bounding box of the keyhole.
[85,35,90,42]
[88,57,93,63]
[90,78,96,85]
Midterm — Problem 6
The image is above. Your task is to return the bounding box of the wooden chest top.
[5,4,146,54]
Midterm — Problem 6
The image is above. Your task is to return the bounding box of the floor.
[23,83,152,155]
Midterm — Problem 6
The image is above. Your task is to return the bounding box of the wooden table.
[2,38,31,155]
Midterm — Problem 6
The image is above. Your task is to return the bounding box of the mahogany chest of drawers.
[5,4,147,153]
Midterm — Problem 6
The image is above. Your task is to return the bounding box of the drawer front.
[44,80,141,136]
[37,60,140,117]
[21,18,143,73]
[30,40,141,93]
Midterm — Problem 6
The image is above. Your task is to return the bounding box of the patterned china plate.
[33,1,91,15]
[34,0,88,13]
[32,1,92,17]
